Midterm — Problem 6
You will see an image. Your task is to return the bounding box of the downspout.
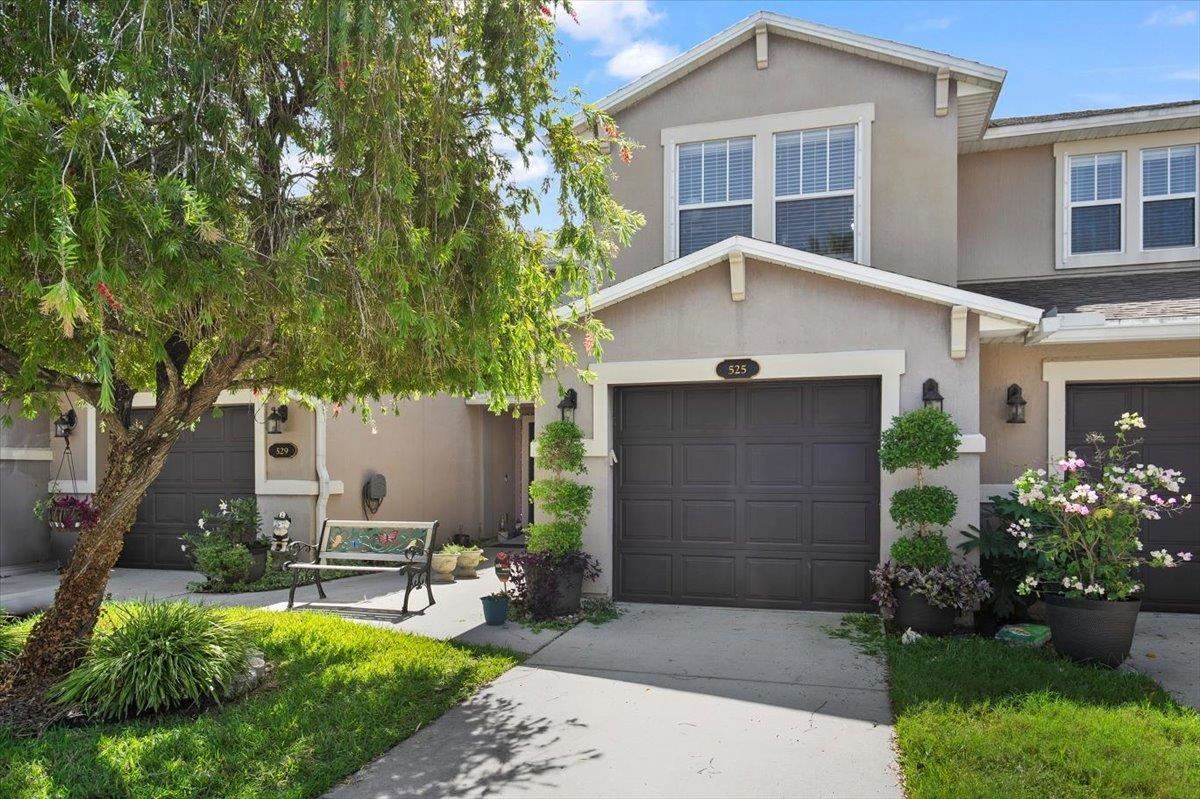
[314,402,331,545]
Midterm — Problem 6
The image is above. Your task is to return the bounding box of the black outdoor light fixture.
[922,379,944,411]
[266,405,289,435]
[1006,384,1027,424]
[53,408,77,439]
[557,388,578,422]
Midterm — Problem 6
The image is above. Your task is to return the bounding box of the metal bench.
[285,519,438,613]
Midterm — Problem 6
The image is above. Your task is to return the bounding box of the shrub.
[535,419,586,474]
[49,601,254,720]
[890,532,953,570]
[890,486,958,531]
[0,617,33,663]
[528,478,593,527]
[879,407,961,473]
[187,534,253,584]
[870,561,991,619]
[525,521,583,556]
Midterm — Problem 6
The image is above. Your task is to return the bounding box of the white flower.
[1018,541,1028,549]
[197,518,205,529]
[901,628,923,645]
[219,500,228,513]
[1062,577,1072,587]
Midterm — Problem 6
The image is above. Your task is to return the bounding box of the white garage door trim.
[1043,357,1200,459]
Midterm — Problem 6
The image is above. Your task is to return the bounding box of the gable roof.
[965,271,1200,321]
[560,236,1045,327]
[575,11,1006,142]
[963,100,1200,153]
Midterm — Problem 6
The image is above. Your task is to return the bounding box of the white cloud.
[606,40,679,79]
[1143,5,1199,26]
[905,16,954,32]
[490,130,549,184]
[1166,68,1200,80]
[558,0,677,80]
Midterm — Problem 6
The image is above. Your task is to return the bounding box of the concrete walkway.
[1127,611,1200,709]
[325,604,902,799]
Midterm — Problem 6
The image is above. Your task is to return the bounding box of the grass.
[0,609,520,798]
[509,596,625,632]
[829,614,1200,799]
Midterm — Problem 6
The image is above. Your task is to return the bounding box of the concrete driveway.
[325,603,901,799]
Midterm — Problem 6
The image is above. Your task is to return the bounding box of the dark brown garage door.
[119,407,255,569]
[614,379,880,610]
[1067,381,1199,613]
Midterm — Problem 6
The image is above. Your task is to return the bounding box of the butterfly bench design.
[285,519,439,613]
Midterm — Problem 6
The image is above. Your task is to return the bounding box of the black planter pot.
[50,528,81,571]
[525,563,585,616]
[246,544,269,582]
[1043,593,1141,667]
[895,588,956,635]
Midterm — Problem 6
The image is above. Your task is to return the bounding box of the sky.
[520,0,1200,228]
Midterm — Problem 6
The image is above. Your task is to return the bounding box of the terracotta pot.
[431,552,458,582]
[455,550,487,579]
[894,587,955,635]
[1043,593,1141,667]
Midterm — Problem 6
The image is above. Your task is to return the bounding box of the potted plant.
[481,590,510,626]
[453,545,487,579]
[33,491,100,568]
[870,407,991,634]
[1010,412,1193,666]
[181,498,267,585]
[431,544,460,582]
[513,419,600,619]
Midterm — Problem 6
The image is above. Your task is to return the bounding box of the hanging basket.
[47,505,85,531]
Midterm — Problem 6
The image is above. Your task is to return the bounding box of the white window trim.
[662,104,874,264]
[1043,357,1200,459]
[1054,131,1200,270]
[1139,144,1199,253]
[1065,151,1125,257]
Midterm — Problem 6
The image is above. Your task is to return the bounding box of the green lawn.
[831,614,1200,799]
[1,610,519,799]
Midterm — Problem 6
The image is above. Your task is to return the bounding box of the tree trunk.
[0,427,183,731]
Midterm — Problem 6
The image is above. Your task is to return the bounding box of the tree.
[0,0,639,729]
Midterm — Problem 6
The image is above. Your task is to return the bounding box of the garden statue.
[270,512,293,553]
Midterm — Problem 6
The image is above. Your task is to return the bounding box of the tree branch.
[0,344,103,408]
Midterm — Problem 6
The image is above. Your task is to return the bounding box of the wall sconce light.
[53,408,77,439]
[921,379,944,411]
[557,389,578,422]
[1006,384,1027,424]
[266,405,289,435]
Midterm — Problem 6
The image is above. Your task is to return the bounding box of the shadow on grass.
[0,610,553,799]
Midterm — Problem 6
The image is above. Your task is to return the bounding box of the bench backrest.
[316,520,439,564]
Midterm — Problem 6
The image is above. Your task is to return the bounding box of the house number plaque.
[716,358,760,380]
[268,442,298,459]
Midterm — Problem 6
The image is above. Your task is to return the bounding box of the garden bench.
[285,519,438,613]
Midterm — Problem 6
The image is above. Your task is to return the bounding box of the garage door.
[1067,381,1200,612]
[119,407,256,569]
[614,379,880,610]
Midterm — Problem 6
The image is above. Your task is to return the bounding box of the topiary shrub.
[890,532,953,570]
[49,601,254,720]
[879,407,962,538]
[889,485,958,531]
[528,478,593,528]
[534,420,586,475]
[525,520,584,556]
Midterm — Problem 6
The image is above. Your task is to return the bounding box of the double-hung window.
[1068,152,1124,255]
[1142,145,1197,249]
[774,125,856,261]
[676,137,753,257]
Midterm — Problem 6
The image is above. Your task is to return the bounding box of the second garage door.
[614,379,881,610]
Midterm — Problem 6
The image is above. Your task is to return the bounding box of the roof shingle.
[963,271,1200,320]
[989,100,1199,129]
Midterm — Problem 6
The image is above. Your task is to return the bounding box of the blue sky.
[520,1,1200,228]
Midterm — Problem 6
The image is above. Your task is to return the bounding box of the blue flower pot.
[481,596,510,626]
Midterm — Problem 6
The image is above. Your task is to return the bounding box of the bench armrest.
[286,540,317,563]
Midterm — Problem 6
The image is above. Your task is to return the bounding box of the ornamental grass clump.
[49,601,254,721]
[1011,412,1193,600]
[871,407,991,619]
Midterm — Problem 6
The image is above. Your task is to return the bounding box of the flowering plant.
[33,491,100,530]
[1011,412,1193,601]
[870,561,992,619]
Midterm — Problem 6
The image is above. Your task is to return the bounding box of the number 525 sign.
[715,358,760,380]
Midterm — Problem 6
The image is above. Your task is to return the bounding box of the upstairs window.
[677,137,753,257]
[1142,145,1197,249]
[1068,152,1123,255]
[774,125,856,261]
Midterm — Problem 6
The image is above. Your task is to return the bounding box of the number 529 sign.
[715,358,760,380]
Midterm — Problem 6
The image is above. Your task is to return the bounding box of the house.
[2,12,1197,613]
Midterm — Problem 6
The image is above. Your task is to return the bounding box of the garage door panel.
[189,451,229,483]
[745,558,806,601]
[620,499,673,541]
[746,443,803,485]
[619,444,674,486]
[811,442,876,487]
[159,450,187,483]
[615,379,880,610]
[152,492,189,525]
[681,500,736,542]
[746,501,803,543]
[154,532,189,568]
[682,443,736,486]
[619,390,673,433]
[1067,381,1198,612]
[681,556,737,599]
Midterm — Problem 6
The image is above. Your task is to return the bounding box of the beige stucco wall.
[1,404,53,569]
[980,339,1200,485]
[607,35,960,285]
[324,397,518,545]
[266,404,316,481]
[538,259,985,596]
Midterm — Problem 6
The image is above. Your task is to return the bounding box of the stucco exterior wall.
[607,35,960,285]
[1,407,52,570]
[538,259,985,596]
[324,397,518,544]
[980,339,1200,486]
